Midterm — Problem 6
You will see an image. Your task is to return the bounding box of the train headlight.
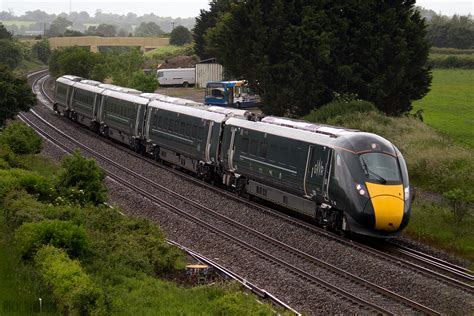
[404,186,410,201]
[355,183,367,196]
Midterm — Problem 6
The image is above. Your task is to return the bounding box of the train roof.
[141,93,200,106]
[99,84,142,94]
[73,82,106,94]
[261,116,357,138]
[226,117,339,147]
[56,75,83,85]
[207,106,251,118]
[80,79,102,86]
[149,100,227,123]
[102,89,150,105]
[61,75,83,82]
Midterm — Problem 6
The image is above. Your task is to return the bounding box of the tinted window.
[359,153,401,182]
[249,139,258,156]
[241,138,249,153]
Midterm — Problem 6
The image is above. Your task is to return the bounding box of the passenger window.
[164,118,168,129]
[192,125,198,138]
[279,147,289,165]
[249,139,258,156]
[241,138,249,153]
[180,122,185,135]
[174,120,179,132]
[157,116,162,128]
[259,142,268,159]
[186,124,191,136]
[197,127,203,140]
[169,119,174,131]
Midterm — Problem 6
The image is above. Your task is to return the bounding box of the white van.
[157,68,195,87]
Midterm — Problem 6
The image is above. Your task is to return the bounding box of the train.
[53,75,411,238]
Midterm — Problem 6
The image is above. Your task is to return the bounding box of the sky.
[1,0,472,18]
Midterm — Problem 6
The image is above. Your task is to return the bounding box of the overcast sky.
[1,0,472,18]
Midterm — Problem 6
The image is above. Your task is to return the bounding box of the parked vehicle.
[156,68,195,87]
[204,80,260,109]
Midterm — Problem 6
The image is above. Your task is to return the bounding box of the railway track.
[25,69,473,313]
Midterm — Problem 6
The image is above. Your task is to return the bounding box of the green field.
[412,69,474,148]
[0,20,36,27]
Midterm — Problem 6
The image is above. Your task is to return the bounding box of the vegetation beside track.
[0,123,282,315]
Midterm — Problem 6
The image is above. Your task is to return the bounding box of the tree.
[0,65,36,127]
[86,23,117,37]
[0,39,22,69]
[134,22,163,37]
[0,22,13,40]
[169,25,192,46]
[32,39,51,64]
[193,0,236,59]
[203,0,431,116]
[47,17,73,37]
[426,13,474,49]
[128,71,158,92]
[48,46,105,80]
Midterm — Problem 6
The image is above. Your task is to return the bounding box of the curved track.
[25,69,473,314]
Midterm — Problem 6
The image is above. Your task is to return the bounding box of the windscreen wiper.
[361,157,387,184]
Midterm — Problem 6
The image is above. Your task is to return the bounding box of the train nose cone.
[365,183,404,231]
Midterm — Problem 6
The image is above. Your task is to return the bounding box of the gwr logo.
[311,159,324,177]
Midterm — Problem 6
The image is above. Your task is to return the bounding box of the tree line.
[425,13,473,49]
[194,0,432,117]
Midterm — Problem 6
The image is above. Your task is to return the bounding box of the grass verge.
[412,69,474,148]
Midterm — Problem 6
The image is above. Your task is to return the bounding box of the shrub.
[34,245,104,314]
[128,71,158,92]
[15,219,89,259]
[0,122,42,154]
[56,150,106,206]
[0,168,54,201]
[303,99,377,123]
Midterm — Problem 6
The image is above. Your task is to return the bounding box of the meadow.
[0,20,36,27]
[412,69,474,148]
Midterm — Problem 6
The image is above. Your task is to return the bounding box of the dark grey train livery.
[54,75,411,237]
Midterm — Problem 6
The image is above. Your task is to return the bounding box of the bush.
[128,71,158,92]
[15,219,89,259]
[34,245,104,314]
[0,168,53,201]
[303,99,377,123]
[32,39,51,64]
[0,122,42,154]
[56,150,106,206]
[429,54,474,69]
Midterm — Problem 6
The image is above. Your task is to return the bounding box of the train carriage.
[69,82,105,131]
[53,75,83,116]
[144,101,230,176]
[99,90,149,150]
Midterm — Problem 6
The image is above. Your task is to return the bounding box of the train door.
[304,145,333,201]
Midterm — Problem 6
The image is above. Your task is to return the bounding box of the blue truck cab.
[204,80,260,109]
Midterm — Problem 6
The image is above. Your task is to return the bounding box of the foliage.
[193,0,236,60]
[0,39,22,69]
[0,22,12,39]
[426,14,474,49]
[146,44,195,60]
[304,99,376,123]
[0,65,36,127]
[134,21,163,37]
[0,122,42,154]
[412,69,474,148]
[170,25,193,46]
[48,46,106,80]
[15,220,89,259]
[201,0,431,117]
[443,189,470,223]
[128,71,158,92]
[31,38,51,64]
[429,53,474,69]
[105,48,145,86]
[56,150,106,206]
[86,23,117,37]
[34,245,103,314]
[47,17,73,37]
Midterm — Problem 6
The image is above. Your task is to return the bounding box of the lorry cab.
[205,81,260,109]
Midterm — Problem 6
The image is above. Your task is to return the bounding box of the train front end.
[333,133,411,237]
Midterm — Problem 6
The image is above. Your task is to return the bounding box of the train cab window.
[359,153,401,183]
[249,139,258,156]
[241,138,249,153]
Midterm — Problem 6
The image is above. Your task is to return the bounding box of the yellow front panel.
[366,183,404,231]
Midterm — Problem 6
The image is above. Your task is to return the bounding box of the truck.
[157,68,195,87]
[204,80,260,109]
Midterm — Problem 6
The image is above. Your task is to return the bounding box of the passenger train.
[53,75,411,238]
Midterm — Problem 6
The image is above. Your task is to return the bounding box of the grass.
[13,58,46,77]
[412,69,474,148]
[406,200,474,267]
[144,44,194,61]
[0,20,36,27]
